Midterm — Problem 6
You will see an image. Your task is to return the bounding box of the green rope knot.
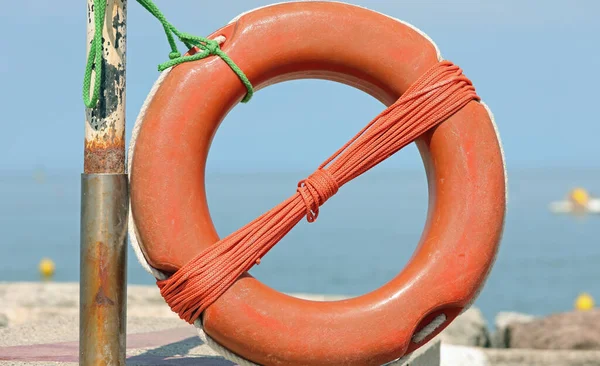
[138,0,253,102]
[83,0,254,108]
[140,0,253,102]
[203,39,220,54]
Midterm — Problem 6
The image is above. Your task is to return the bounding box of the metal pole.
[80,0,127,364]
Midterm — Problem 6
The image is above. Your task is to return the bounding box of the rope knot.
[297,169,339,223]
[169,51,181,59]
[203,39,220,54]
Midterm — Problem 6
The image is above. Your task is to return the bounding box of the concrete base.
[0,321,441,366]
[394,339,441,366]
[441,344,600,366]
[0,321,220,365]
[0,282,442,365]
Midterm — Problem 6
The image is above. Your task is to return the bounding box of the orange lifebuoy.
[130,2,505,365]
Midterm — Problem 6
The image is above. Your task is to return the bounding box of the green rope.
[82,0,107,108]
[83,0,253,109]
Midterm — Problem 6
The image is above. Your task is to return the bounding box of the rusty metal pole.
[80,0,127,365]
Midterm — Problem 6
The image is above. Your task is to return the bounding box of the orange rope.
[157,60,480,323]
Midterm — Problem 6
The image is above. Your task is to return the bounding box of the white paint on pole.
[84,0,127,173]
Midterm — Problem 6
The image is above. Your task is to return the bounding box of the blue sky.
[0,0,599,173]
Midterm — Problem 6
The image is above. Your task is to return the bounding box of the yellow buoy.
[39,258,55,278]
[570,188,590,207]
[575,292,594,311]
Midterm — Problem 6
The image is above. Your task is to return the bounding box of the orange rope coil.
[157,60,480,323]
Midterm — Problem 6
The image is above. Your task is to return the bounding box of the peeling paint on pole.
[84,0,127,174]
